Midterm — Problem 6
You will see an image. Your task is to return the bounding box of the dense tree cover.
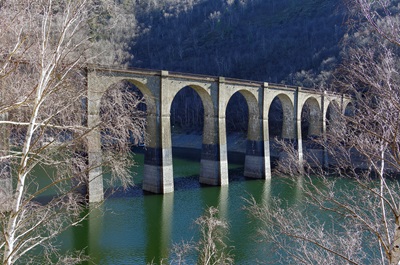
[131,0,346,85]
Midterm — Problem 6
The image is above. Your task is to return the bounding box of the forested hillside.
[130,0,347,86]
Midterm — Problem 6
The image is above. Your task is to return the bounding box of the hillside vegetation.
[130,0,347,86]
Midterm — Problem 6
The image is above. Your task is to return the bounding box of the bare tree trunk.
[0,0,144,263]
[390,217,400,265]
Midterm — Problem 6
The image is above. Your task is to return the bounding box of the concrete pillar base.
[143,164,174,193]
[0,178,12,212]
[88,150,103,203]
[306,149,324,167]
[244,155,265,178]
[264,140,272,179]
[200,159,228,185]
[143,147,174,194]
[245,140,265,178]
[199,143,228,186]
[88,165,104,203]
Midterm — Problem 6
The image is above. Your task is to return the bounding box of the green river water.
[54,151,323,265]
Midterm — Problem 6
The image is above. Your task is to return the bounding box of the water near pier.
[56,150,322,264]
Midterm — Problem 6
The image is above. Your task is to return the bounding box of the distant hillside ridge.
[130,0,347,86]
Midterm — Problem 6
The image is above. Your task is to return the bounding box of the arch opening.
[344,102,355,117]
[269,95,294,140]
[301,97,321,140]
[325,100,344,168]
[100,81,147,149]
[226,90,264,179]
[99,80,147,188]
[170,86,204,134]
[225,91,249,178]
[301,97,323,167]
[226,92,249,135]
[268,97,283,139]
[268,95,294,166]
[170,86,206,187]
[326,100,340,133]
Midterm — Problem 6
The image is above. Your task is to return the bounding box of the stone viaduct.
[86,66,352,203]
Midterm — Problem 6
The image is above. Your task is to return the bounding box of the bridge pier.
[263,117,272,179]
[262,83,272,179]
[244,140,265,178]
[296,118,304,171]
[199,89,229,186]
[143,71,174,193]
[295,88,305,171]
[142,113,174,193]
[87,81,104,203]
[244,112,266,178]
[305,107,324,166]
[0,112,12,212]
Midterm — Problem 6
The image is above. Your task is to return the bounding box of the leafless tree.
[353,0,400,47]
[149,206,234,265]
[0,1,144,264]
[246,1,400,265]
[194,207,234,265]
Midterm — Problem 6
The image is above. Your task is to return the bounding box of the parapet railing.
[86,64,342,96]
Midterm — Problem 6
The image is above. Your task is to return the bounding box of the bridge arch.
[300,96,323,167]
[88,73,158,115]
[168,84,215,148]
[224,89,265,178]
[87,72,163,202]
[96,79,159,152]
[343,101,355,116]
[301,96,322,139]
[268,94,295,140]
[167,83,228,186]
[325,99,341,129]
[123,79,156,114]
[224,89,260,141]
[167,84,214,119]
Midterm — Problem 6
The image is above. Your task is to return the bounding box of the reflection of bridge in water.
[87,66,352,202]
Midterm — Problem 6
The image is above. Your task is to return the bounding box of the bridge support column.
[143,71,174,193]
[200,116,229,186]
[87,129,103,203]
[200,77,228,186]
[142,113,174,193]
[87,84,104,203]
[243,83,272,179]
[323,125,329,168]
[261,84,272,179]
[322,92,333,168]
[296,118,304,170]
[295,88,304,171]
[263,117,272,179]
[0,112,12,212]
[244,114,266,179]
[305,106,324,167]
